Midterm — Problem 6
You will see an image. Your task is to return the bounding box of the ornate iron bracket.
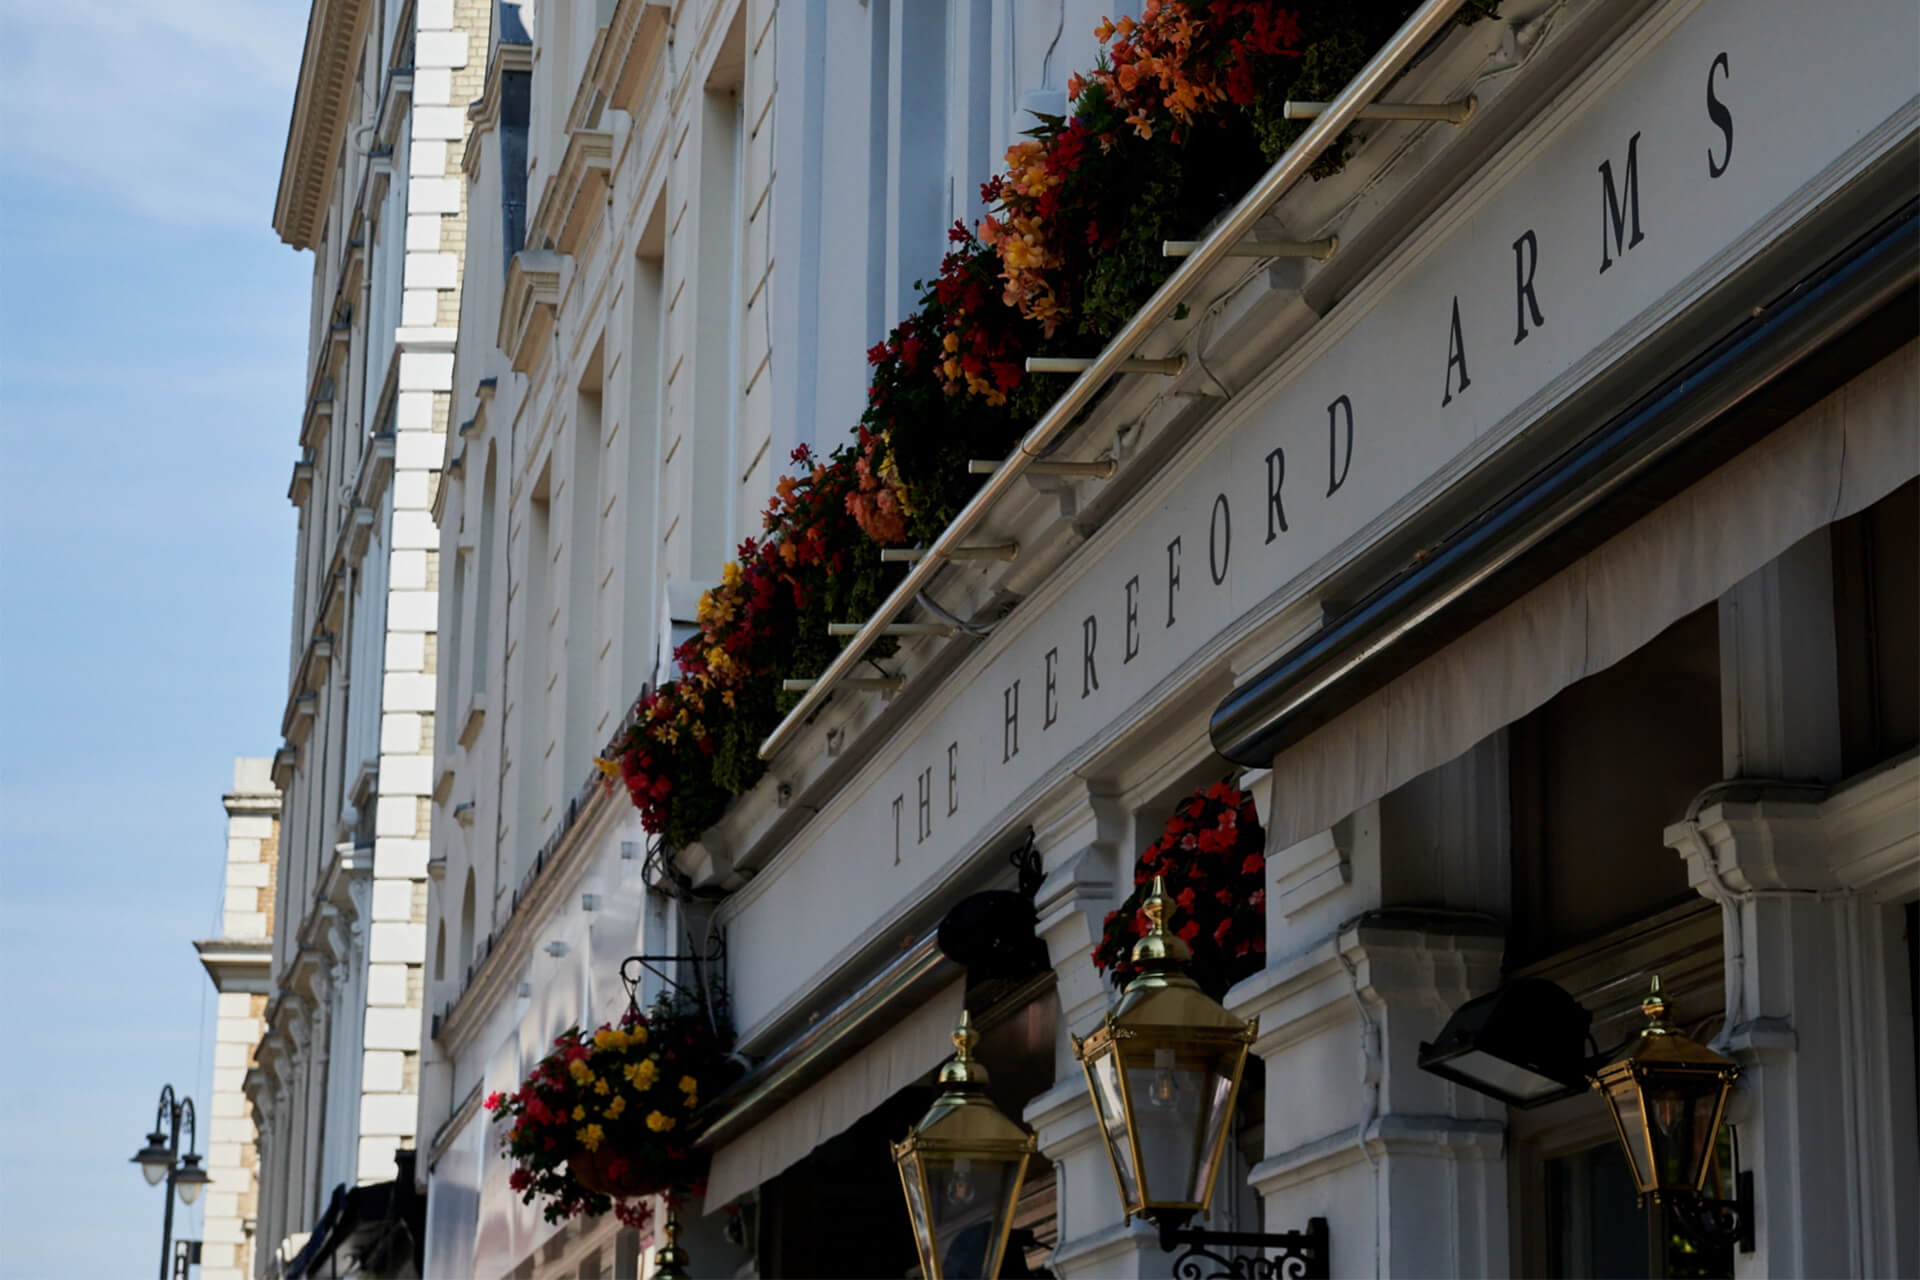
[620,932,730,1037]
[1157,1217,1330,1280]
[1667,1171,1754,1253]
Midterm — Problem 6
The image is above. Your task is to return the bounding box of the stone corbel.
[1029,787,1127,1047]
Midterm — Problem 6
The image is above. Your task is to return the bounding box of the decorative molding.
[463,39,534,180]
[273,0,372,249]
[195,938,274,995]
[283,693,318,748]
[595,0,672,118]
[1272,820,1352,921]
[498,250,562,373]
[529,129,613,257]
[288,457,315,508]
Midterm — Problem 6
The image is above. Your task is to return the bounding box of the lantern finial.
[938,1010,989,1087]
[1640,975,1670,1030]
[1130,874,1193,968]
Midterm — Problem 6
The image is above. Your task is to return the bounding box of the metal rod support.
[780,676,905,692]
[1026,355,1185,376]
[879,543,1020,563]
[1162,237,1337,260]
[759,0,1473,761]
[1284,95,1475,123]
[826,621,954,636]
[967,458,1117,478]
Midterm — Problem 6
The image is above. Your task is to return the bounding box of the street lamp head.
[891,1011,1037,1280]
[1592,975,1740,1201]
[173,1153,210,1206]
[1071,877,1257,1229]
[131,1131,172,1186]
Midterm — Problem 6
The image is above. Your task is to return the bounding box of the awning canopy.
[705,980,965,1209]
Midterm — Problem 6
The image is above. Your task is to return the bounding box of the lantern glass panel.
[920,1153,1024,1279]
[1087,1051,1141,1207]
[898,1150,935,1273]
[1122,1041,1240,1207]
[1602,1072,1656,1192]
[1645,1077,1723,1190]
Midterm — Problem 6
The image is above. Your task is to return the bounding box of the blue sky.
[0,3,311,1275]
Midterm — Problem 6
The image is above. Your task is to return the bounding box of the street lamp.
[1592,976,1749,1245]
[891,1011,1037,1279]
[1072,877,1329,1279]
[130,1084,206,1280]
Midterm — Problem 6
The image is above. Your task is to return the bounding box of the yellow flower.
[608,1095,627,1119]
[577,1123,604,1152]
[679,1075,699,1095]
[593,756,622,780]
[627,1024,648,1045]
[571,1105,586,1122]
[623,1059,659,1090]
[595,1078,611,1096]
[568,1059,593,1085]
[646,1110,676,1133]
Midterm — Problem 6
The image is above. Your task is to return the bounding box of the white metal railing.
[758,0,1473,761]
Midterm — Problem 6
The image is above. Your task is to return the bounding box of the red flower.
[1241,854,1263,876]
[1177,921,1201,943]
[484,1091,505,1112]
[1249,889,1265,911]
[1213,919,1233,944]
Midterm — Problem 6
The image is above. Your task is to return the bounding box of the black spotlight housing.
[1418,978,1595,1108]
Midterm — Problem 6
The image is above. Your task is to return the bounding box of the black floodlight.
[1418,978,1594,1107]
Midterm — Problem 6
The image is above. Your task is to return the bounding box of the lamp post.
[891,1011,1038,1279]
[130,1084,210,1280]
[1071,877,1329,1279]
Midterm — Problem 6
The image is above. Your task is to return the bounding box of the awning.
[705,979,964,1209]
[1256,332,1915,849]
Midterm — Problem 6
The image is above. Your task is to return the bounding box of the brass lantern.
[892,1011,1038,1279]
[1071,877,1257,1227]
[1593,976,1740,1201]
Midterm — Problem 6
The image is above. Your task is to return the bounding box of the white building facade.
[247,0,486,1274]
[194,759,283,1280]
[420,1,1918,1278]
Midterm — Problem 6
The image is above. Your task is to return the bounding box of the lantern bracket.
[1156,1216,1330,1279]
[1667,1170,1754,1253]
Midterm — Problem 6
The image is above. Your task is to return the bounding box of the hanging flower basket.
[1093,780,1267,999]
[485,1003,737,1225]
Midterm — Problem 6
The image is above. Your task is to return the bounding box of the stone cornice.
[274,0,372,250]
[498,250,563,373]
[595,0,671,118]
[196,938,273,995]
[528,129,613,258]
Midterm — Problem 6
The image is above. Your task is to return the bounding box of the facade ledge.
[196,937,274,995]
[529,129,613,258]
[272,745,299,791]
[283,693,318,747]
[393,326,460,351]
[319,567,348,634]
[288,456,315,507]
[376,66,414,153]
[595,0,671,118]
[456,692,487,747]
[345,503,377,566]
[499,250,562,373]
[300,392,334,454]
[353,431,398,521]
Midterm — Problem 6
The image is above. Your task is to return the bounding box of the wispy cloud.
[0,0,309,227]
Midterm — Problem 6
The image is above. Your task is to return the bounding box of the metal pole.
[159,1091,180,1280]
[757,0,1472,761]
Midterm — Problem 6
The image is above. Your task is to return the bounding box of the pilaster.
[1667,775,1919,1279]
[1229,918,1508,1279]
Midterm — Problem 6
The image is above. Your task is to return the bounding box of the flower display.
[1093,780,1267,998]
[484,1003,737,1227]
[600,3,1494,854]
